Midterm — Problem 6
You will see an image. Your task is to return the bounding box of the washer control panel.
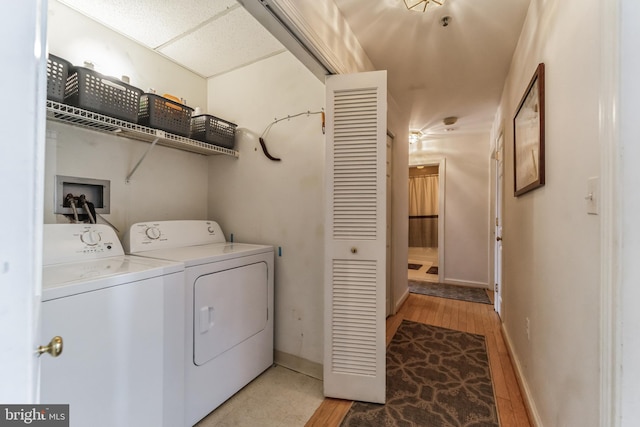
[44,224,124,265]
[124,220,226,253]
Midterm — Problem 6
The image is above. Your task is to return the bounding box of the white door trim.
[412,158,446,283]
[436,159,446,282]
[493,132,504,316]
[599,0,621,425]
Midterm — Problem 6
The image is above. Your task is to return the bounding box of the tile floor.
[408,246,439,283]
[195,365,324,427]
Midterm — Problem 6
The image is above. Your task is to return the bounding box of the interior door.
[324,70,387,404]
[0,0,48,402]
[386,133,393,317]
[494,133,504,315]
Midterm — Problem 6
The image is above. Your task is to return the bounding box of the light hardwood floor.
[305,292,532,427]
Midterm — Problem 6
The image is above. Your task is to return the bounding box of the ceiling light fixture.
[409,131,422,144]
[403,0,446,13]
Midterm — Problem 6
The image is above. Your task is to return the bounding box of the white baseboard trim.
[500,324,543,427]
[442,278,489,289]
[274,350,323,380]
[395,287,410,313]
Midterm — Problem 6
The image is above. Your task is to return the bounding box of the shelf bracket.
[126,137,160,183]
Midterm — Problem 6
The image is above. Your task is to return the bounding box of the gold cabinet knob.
[351,247,358,254]
[37,336,63,358]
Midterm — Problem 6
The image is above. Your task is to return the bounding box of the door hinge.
[495,217,499,227]
[495,283,499,292]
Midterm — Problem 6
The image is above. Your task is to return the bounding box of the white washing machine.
[41,224,185,427]
[124,220,274,426]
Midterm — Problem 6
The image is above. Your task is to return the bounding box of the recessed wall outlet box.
[54,175,110,215]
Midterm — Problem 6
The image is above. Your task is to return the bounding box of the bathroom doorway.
[408,162,443,283]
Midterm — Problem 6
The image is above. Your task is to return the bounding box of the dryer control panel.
[124,220,226,253]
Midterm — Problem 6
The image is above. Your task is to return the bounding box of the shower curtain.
[409,174,439,247]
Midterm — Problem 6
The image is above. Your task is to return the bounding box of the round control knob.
[207,226,215,234]
[81,230,101,246]
[145,227,161,240]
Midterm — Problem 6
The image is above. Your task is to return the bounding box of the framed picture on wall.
[513,63,545,197]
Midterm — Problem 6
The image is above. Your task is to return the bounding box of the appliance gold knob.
[37,336,63,358]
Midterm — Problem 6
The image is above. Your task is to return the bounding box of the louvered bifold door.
[324,71,387,404]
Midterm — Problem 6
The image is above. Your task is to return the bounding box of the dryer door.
[193,262,268,366]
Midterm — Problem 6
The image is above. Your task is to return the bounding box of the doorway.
[408,163,443,283]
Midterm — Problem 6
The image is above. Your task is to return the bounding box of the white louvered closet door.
[324,71,387,404]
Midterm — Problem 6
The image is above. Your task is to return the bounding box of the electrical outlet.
[525,317,530,341]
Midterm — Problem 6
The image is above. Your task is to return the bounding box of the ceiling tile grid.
[56,0,282,78]
[158,7,285,78]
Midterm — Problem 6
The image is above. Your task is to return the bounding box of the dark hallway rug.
[409,263,423,270]
[340,321,498,427]
[409,280,492,305]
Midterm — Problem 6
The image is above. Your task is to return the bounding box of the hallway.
[306,293,531,426]
[408,247,439,283]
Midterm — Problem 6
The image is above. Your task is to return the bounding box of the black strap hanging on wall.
[259,109,325,162]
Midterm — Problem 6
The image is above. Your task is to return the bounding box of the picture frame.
[513,63,545,197]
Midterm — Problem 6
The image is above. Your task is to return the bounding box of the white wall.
[491,0,602,425]
[206,52,326,371]
[265,0,376,75]
[45,1,210,236]
[620,0,640,424]
[410,133,491,287]
[242,0,412,316]
[43,123,209,233]
[47,0,207,108]
[0,0,47,402]
[205,0,413,369]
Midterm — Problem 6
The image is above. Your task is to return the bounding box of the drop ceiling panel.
[158,7,285,78]
[58,0,238,48]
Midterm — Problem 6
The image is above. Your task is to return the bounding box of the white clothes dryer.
[124,220,274,426]
[41,224,185,427]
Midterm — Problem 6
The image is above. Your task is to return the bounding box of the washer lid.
[131,242,273,267]
[42,255,184,301]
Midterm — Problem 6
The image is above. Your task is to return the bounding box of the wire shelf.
[45,100,239,158]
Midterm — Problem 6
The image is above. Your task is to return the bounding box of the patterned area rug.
[340,321,498,427]
[409,280,492,305]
